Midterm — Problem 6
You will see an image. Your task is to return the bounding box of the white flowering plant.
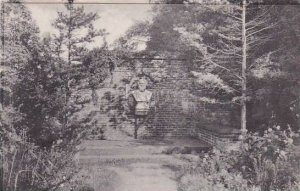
[178,125,300,191]
[234,125,300,190]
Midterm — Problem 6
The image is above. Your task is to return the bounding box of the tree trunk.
[134,117,138,139]
[241,0,247,132]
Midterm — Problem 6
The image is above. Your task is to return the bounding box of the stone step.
[79,146,166,156]
[80,146,210,158]
[77,154,183,166]
[77,138,211,166]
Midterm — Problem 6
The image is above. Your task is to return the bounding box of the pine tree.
[52,2,106,131]
[175,0,278,131]
[53,3,106,65]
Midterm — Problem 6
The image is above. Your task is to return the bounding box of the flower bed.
[178,126,300,191]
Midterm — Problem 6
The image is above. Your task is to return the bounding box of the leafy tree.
[246,3,300,131]
[1,1,39,110]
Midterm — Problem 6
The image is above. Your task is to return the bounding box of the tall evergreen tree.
[53,3,106,65]
[52,2,106,131]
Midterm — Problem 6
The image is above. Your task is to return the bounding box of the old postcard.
[1,0,300,190]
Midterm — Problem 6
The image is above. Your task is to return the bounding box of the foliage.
[52,3,106,64]
[246,4,300,132]
[141,0,300,132]
[50,2,110,144]
[234,126,300,190]
[1,2,114,190]
[13,39,65,147]
[1,1,40,109]
[82,48,116,89]
[0,107,83,191]
[178,126,300,191]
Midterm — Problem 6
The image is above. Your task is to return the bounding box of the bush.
[1,107,85,191]
[1,135,82,191]
[178,125,300,191]
[235,126,300,190]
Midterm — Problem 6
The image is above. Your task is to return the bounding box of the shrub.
[1,108,84,191]
[178,125,300,191]
[235,126,300,190]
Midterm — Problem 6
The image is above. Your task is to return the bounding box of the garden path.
[77,138,210,191]
[109,163,177,191]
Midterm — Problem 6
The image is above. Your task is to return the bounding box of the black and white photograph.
[1,0,300,190]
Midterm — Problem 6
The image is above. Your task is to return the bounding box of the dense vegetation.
[178,126,300,191]
[0,2,114,190]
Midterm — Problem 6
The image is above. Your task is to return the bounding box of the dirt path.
[109,163,178,191]
[78,139,209,191]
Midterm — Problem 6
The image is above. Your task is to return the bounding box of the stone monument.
[128,78,152,139]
